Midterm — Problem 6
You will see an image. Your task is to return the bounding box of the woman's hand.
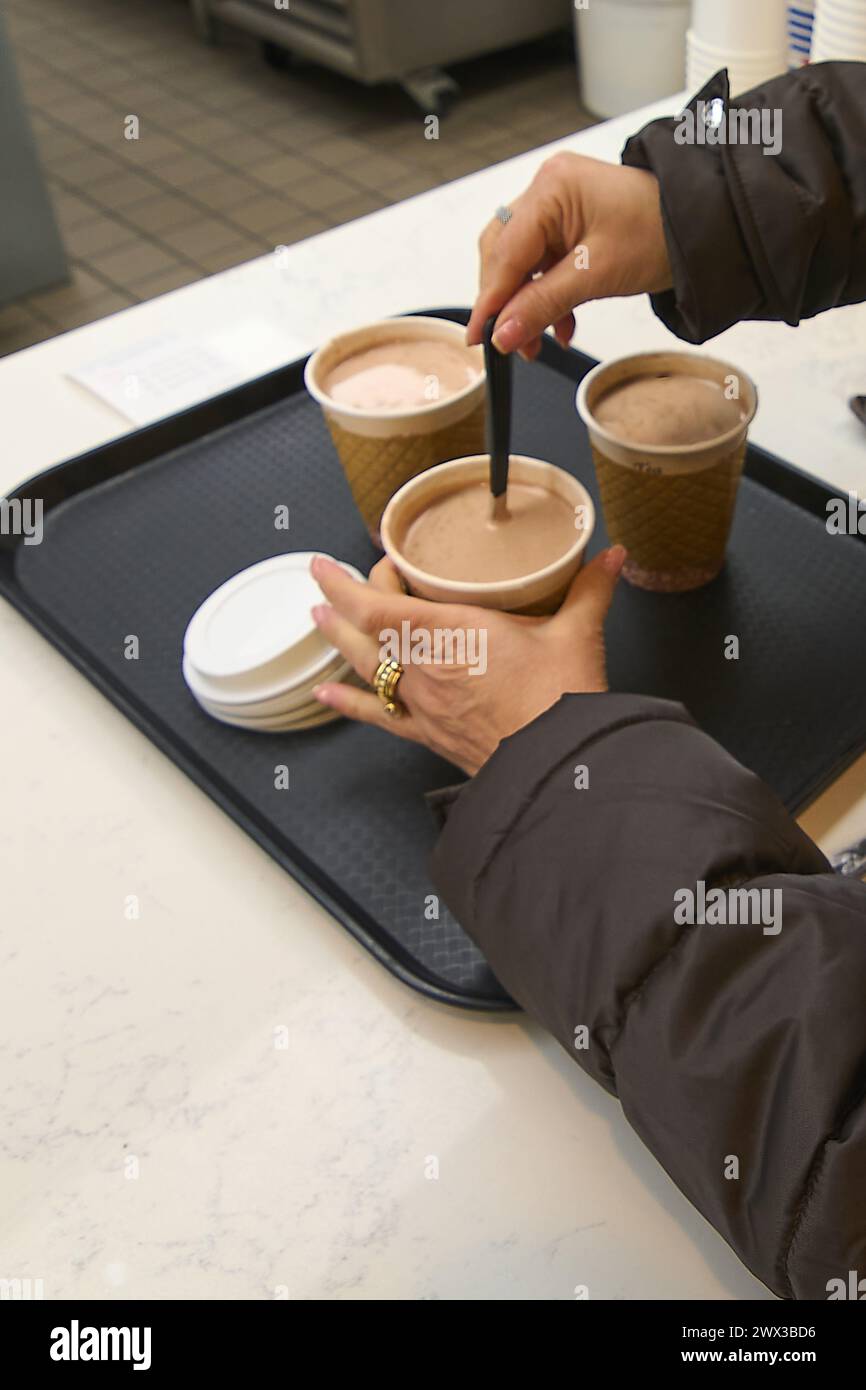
[310,546,625,777]
[467,152,672,360]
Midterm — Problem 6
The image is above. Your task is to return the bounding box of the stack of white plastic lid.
[811,0,866,60]
[687,0,788,94]
[182,552,363,733]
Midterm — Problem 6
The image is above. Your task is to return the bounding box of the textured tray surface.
[12,332,866,1007]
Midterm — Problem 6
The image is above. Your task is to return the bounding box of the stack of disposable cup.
[811,0,866,60]
[687,0,789,94]
[787,1,815,67]
[576,0,690,118]
[182,553,364,734]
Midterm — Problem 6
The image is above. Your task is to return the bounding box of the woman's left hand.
[310,547,625,776]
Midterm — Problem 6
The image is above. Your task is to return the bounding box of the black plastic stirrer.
[482,314,513,521]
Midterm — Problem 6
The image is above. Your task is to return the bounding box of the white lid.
[183,652,351,712]
[183,552,363,699]
[192,696,342,733]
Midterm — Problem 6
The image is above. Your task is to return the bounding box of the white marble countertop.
[2,93,865,1302]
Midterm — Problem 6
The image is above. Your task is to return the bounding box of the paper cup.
[576,352,758,593]
[812,34,866,60]
[817,13,866,38]
[686,29,789,90]
[812,0,866,60]
[305,316,486,545]
[687,58,787,92]
[380,454,595,615]
[815,0,866,27]
[687,30,790,61]
[576,0,690,119]
[687,60,788,96]
[692,0,787,50]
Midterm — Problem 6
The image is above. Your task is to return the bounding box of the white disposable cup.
[381,454,595,615]
[819,15,866,35]
[688,30,791,61]
[576,0,689,118]
[692,0,787,50]
[816,0,866,19]
[812,0,866,38]
[687,66,788,96]
[812,31,866,59]
[688,55,788,77]
[812,5,866,60]
[814,7,866,32]
[686,30,789,91]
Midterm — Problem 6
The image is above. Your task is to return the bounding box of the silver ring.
[495,205,513,225]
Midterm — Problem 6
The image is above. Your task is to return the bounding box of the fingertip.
[368,555,406,594]
[554,312,575,347]
[602,544,627,577]
[468,291,501,346]
[554,544,625,620]
[491,316,523,354]
[311,553,339,581]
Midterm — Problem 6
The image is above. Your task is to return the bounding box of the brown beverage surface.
[402,480,577,582]
[323,338,479,411]
[594,373,744,447]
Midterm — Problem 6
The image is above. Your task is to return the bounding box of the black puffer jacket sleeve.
[621,62,866,342]
[430,693,866,1300]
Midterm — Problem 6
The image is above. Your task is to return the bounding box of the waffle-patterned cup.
[304,316,486,545]
[576,351,758,592]
[381,454,595,616]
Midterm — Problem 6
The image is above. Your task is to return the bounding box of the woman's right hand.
[311,548,625,777]
[467,152,673,360]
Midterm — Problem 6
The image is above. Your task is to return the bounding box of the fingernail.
[491,317,522,353]
[311,604,330,625]
[604,544,627,575]
[313,684,332,705]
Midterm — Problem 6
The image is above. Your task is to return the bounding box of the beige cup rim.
[303,315,485,424]
[575,350,758,458]
[380,453,596,597]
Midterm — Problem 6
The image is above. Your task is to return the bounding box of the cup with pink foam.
[305,317,486,545]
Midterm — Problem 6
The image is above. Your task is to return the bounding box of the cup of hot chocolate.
[305,316,486,544]
[380,454,595,614]
[576,351,758,592]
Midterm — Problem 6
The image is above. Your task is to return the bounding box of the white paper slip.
[68,334,244,425]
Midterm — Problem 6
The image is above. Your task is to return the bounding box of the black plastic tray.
[3,308,865,1011]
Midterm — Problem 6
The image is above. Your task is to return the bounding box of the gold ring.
[372,658,405,717]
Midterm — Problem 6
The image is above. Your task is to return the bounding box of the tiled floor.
[1,0,595,359]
